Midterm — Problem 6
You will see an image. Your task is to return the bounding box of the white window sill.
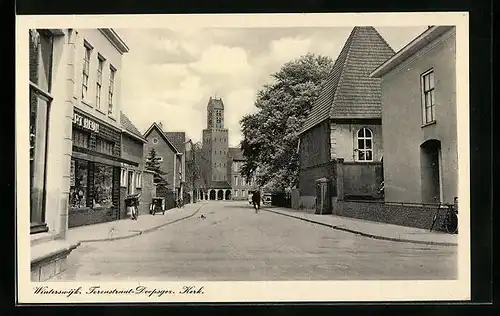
[421,120,437,128]
[81,99,93,108]
[96,108,107,115]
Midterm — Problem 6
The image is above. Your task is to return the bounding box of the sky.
[117,26,428,147]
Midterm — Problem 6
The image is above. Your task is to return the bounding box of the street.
[53,201,457,281]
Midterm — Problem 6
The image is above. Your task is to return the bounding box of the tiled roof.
[165,132,186,153]
[208,97,224,109]
[209,181,232,189]
[228,147,245,161]
[120,111,146,141]
[300,27,395,134]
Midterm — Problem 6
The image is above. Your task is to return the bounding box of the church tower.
[202,97,229,183]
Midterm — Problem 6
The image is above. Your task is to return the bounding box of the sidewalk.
[67,203,205,244]
[263,206,458,246]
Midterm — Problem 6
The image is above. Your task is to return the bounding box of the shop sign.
[73,112,99,133]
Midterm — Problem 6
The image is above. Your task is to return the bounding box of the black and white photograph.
[17,12,470,303]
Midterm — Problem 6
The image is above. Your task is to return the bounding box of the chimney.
[158,121,163,130]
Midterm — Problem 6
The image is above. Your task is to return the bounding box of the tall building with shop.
[67,29,132,228]
[28,28,81,281]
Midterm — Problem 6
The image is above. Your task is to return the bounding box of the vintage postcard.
[16,12,470,303]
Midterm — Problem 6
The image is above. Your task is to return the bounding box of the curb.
[263,208,458,247]
[76,204,206,243]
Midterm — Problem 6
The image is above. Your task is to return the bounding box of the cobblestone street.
[53,201,457,281]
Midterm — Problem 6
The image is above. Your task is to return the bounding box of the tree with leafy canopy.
[240,53,334,191]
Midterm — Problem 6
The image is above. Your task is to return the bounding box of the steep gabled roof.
[120,111,147,143]
[207,97,224,109]
[228,147,245,161]
[143,122,180,153]
[300,26,395,134]
[165,132,186,154]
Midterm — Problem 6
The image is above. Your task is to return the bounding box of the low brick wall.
[68,207,119,228]
[333,200,447,232]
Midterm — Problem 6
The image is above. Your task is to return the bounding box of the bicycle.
[430,203,458,234]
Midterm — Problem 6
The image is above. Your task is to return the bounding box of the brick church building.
[199,97,257,201]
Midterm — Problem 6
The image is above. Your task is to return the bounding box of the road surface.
[53,201,457,281]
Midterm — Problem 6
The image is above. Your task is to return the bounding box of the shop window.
[93,163,114,208]
[29,29,53,234]
[96,137,115,155]
[72,128,90,148]
[69,159,90,208]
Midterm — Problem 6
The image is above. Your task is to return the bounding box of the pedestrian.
[252,190,261,213]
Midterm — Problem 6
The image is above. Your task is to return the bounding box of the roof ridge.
[143,122,181,153]
[370,26,396,55]
[329,27,359,118]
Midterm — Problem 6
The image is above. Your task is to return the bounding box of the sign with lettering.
[73,113,99,133]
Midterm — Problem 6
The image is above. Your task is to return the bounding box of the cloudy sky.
[117,26,428,147]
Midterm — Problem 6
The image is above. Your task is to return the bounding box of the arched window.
[356,128,373,162]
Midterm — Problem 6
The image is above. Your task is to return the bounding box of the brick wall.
[341,162,383,199]
[333,200,447,232]
[121,134,144,167]
[68,206,120,228]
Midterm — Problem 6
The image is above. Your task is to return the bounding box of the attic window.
[152,138,158,144]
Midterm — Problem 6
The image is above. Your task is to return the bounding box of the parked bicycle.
[430,202,458,234]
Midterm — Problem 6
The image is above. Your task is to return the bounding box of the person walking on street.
[252,190,261,213]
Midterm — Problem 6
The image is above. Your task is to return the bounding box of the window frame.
[82,41,93,101]
[421,69,436,125]
[96,55,105,110]
[29,29,54,235]
[108,65,116,116]
[355,127,374,162]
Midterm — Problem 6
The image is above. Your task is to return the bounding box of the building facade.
[119,111,148,217]
[228,149,257,200]
[67,29,132,228]
[199,97,257,201]
[298,27,394,209]
[370,26,457,204]
[28,28,80,281]
[143,122,185,199]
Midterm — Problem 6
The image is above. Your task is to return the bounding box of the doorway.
[420,140,442,203]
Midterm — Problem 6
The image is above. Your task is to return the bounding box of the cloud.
[117,26,428,146]
[189,45,252,76]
